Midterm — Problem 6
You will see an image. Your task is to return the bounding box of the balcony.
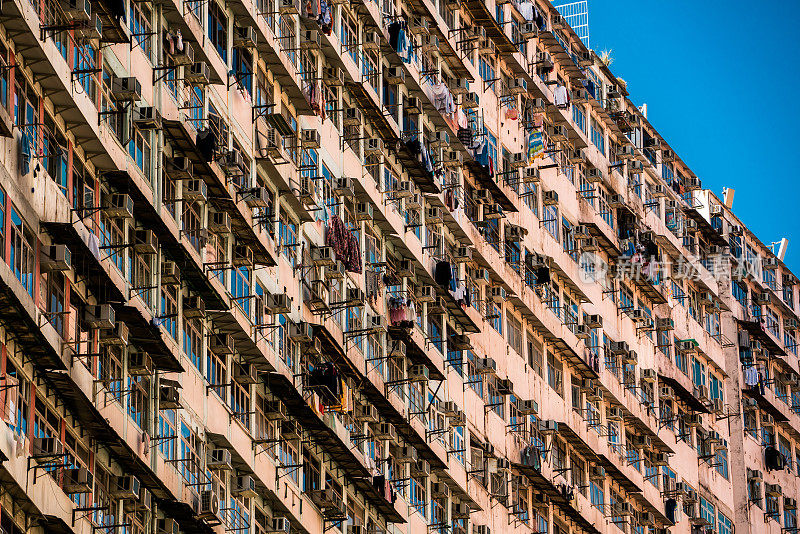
[267,373,407,524]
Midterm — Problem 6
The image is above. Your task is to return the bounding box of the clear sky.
[586,0,800,272]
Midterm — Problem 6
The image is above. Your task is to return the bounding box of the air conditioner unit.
[543,190,559,205]
[300,29,322,50]
[128,351,153,376]
[420,34,439,52]
[386,66,405,84]
[538,420,558,433]
[747,468,763,481]
[676,340,696,353]
[132,228,158,255]
[477,357,497,375]
[549,124,568,142]
[180,179,208,202]
[519,21,537,38]
[505,224,526,242]
[409,364,430,382]
[586,168,603,183]
[417,285,436,303]
[111,77,142,102]
[105,193,134,218]
[111,475,141,499]
[616,145,636,159]
[363,31,380,51]
[208,448,233,470]
[234,25,257,47]
[517,399,537,415]
[61,467,93,493]
[397,259,415,278]
[171,41,195,65]
[84,304,115,329]
[232,244,254,267]
[609,341,629,355]
[311,246,336,267]
[431,130,450,149]
[586,314,603,328]
[655,317,674,331]
[426,206,443,224]
[628,160,644,174]
[390,341,407,359]
[63,0,91,20]
[157,519,179,534]
[208,334,234,356]
[652,452,668,466]
[753,292,770,305]
[443,150,463,167]
[267,293,292,314]
[186,62,211,85]
[271,518,291,534]
[354,403,379,422]
[413,459,431,476]
[685,176,701,190]
[474,189,492,204]
[574,324,590,339]
[278,0,298,14]
[208,212,232,234]
[347,288,365,305]
[102,322,133,349]
[198,490,221,522]
[323,66,344,86]
[454,246,473,262]
[608,406,624,421]
[398,446,418,464]
[184,295,206,318]
[41,244,72,272]
[242,186,270,208]
[641,369,657,382]
[232,475,257,498]
[581,237,599,252]
[785,318,799,330]
[462,92,479,109]
[490,286,506,303]
[608,194,625,208]
[343,107,362,126]
[371,422,398,443]
[159,380,181,408]
[356,201,374,221]
[766,483,782,497]
[659,386,674,400]
[233,361,259,385]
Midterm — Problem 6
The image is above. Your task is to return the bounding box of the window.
[547,353,563,396]
[590,118,605,155]
[699,497,715,528]
[208,2,228,62]
[507,316,523,356]
[129,124,152,180]
[232,48,253,95]
[9,207,34,296]
[129,2,153,61]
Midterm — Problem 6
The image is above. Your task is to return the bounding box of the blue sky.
[587,0,800,272]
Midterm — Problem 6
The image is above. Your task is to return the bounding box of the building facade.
[0,0,793,534]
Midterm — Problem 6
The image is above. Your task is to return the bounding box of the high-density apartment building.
[0,0,795,533]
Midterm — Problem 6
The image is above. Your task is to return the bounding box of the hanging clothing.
[196,128,217,162]
[430,83,455,115]
[535,266,551,285]
[318,0,333,34]
[665,499,677,524]
[765,446,785,471]
[553,85,570,109]
[326,215,362,273]
[457,127,473,148]
[743,365,759,387]
[435,260,452,289]
[517,0,533,20]
[20,131,31,175]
